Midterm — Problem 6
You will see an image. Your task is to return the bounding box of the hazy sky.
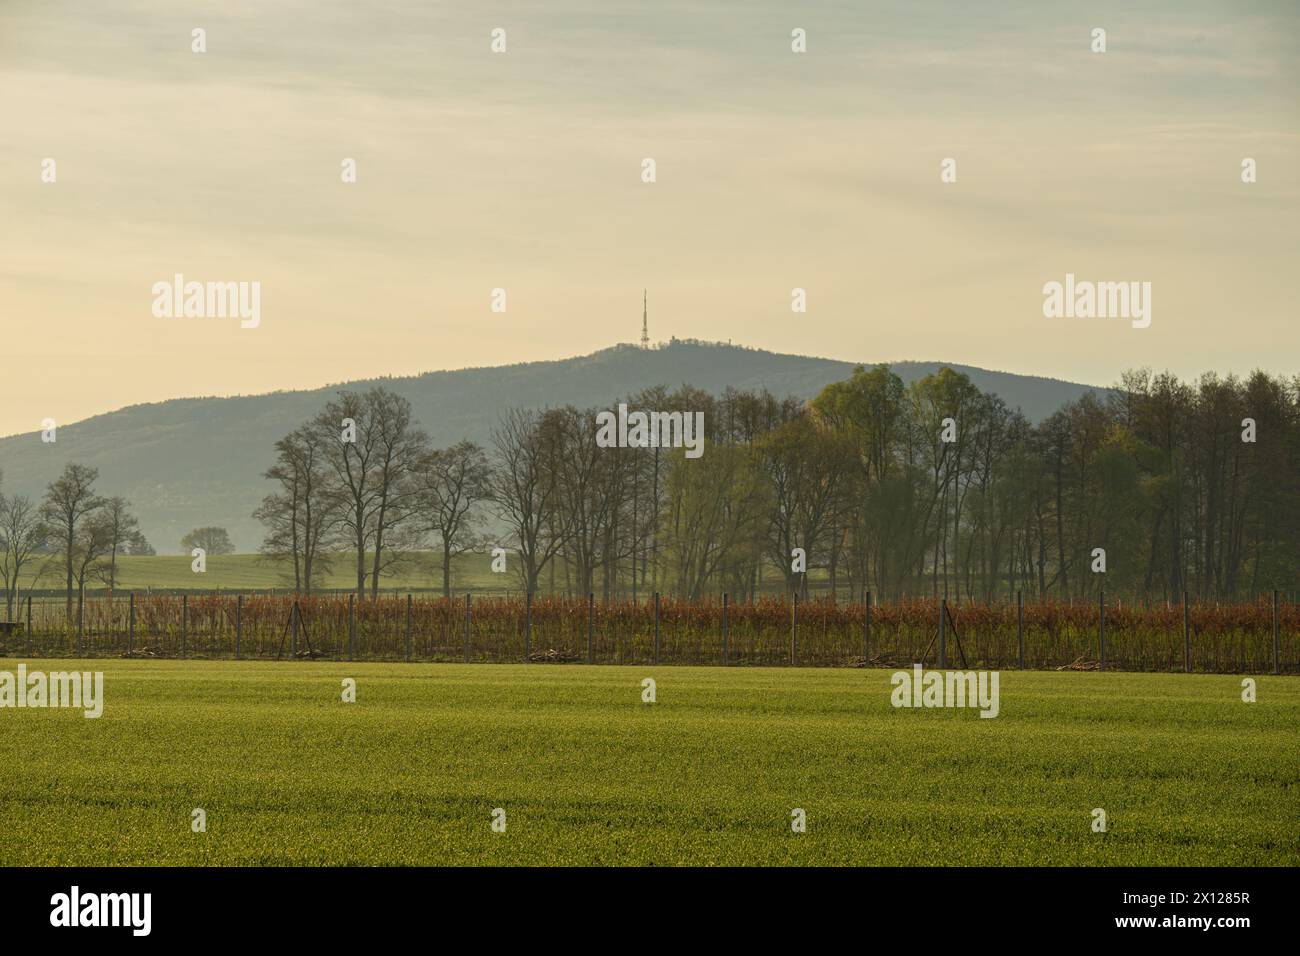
[2,0,1297,438]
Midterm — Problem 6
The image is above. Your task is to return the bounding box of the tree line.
[252,365,1300,604]
[0,464,154,620]
[0,465,249,620]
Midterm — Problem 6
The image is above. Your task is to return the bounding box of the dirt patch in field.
[1057,656,1101,671]
[847,654,904,668]
[527,648,580,663]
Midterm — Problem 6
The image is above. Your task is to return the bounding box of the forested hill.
[0,341,1105,551]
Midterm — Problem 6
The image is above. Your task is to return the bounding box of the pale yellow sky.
[2,0,1297,437]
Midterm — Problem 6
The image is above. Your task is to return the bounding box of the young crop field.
[1,660,1296,866]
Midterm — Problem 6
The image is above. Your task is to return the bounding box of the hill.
[0,341,1106,552]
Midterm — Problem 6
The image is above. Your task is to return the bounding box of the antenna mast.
[640,290,649,349]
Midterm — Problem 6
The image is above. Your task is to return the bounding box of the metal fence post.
[464,593,472,663]
[723,592,730,665]
[347,593,355,661]
[1099,588,1106,671]
[181,593,187,659]
[26,595,33,656]
[791,592,797,666]
[864,591,872,663]
[405,594,413,662]
[235,594,242,660]
[1274,587,1284,676]
[1183,590,1190,673]
[77,586,84,656]
[587,592,594,664]
[291,598,299,658]
[653,592,660,665]
[938,597,946,669]
[1017,590,1024,669]
[128,592,135,655]
[525,591,532,662]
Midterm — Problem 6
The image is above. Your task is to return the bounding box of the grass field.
[101,552,506,592]
[1,660,1296,866]
[21,551,834,594]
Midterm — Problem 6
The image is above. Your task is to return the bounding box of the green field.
[95,552,505,593]
[22,551,825,595]
[1,661,1296,865]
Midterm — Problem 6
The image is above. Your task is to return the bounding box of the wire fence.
[0,590,1295,674]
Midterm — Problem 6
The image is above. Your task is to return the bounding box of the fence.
[1,590,1296,674]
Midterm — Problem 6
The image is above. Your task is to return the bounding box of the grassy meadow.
[105,552,503,592]
[21,551,839,595]
[1,661,1295,866]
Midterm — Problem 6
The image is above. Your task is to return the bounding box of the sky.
[1,0,1297,438]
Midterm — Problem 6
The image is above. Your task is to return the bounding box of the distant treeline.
[0,464,154,620]
[246,364,1300,604]
[0,466,251,621]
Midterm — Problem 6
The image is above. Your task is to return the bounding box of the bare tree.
[311,391,382,597]
[660,443,771,600]
[72,510,115,613]
[365,388,428,598]
[255,425,338,593]
[551,406,620,597]
[0,491,48,618]
[305,388,426,598]
[415,440,492,599]
[39,463,102,619]
[95,496,141,591]
[489,408,573,598]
